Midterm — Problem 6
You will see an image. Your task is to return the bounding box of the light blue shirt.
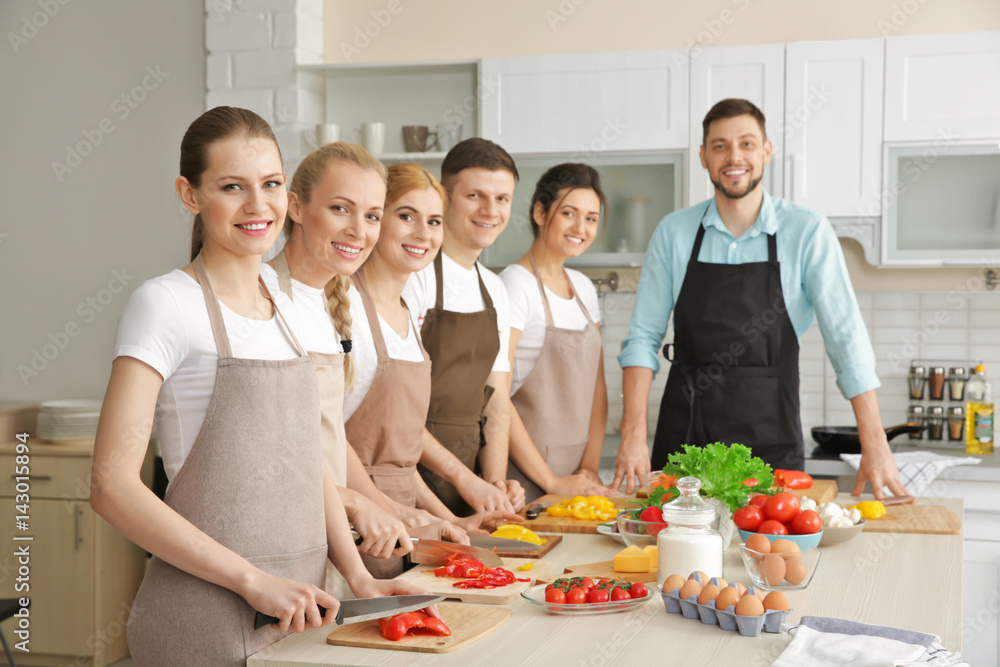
[618,192,879,399]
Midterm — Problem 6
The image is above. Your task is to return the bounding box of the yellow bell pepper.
[517,562,534,571]
[491,524,547,545]
[850,500,886,520]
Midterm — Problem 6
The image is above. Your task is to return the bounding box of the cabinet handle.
[787,154,797,201]
[74,506,82,550]
[10,474,51,481]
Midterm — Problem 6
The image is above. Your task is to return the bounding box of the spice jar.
[928,367,946,401]
[948,367,968,402]
[947,406,965,441]
[657,477,722,589]
[927,405,945,440]
[908,365,927,400]
[908,405,925,440]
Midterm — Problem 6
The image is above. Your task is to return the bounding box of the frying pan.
[811,423,925,455]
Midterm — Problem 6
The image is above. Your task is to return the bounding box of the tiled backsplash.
[597,288,1000,441]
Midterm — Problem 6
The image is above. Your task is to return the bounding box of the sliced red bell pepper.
[432,553,485,579]
[774,469,813,490]
[378,610,451,641]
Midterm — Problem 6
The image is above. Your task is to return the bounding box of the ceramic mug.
[402,125,435,152]
[316,123,341,146]
[352,122,386,155]
[435,121,462,152]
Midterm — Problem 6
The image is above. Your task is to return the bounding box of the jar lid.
[928,405,945,416]
[660,476,717,525]
[930,366,945,374]
[948,406,965,416]
[949,367,968,377]
[975,364,987,374]
[909,365,926,375]
[909,405,926,415]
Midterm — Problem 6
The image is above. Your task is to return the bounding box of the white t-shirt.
[259,263,341,355]
[402,252,511,374]
[114,270,301,482]
[342,284,426,421]
[500,264,602,395]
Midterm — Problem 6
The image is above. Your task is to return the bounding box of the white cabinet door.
[688,43,786,206]
[963,529,1000,666]
[480,50,688,155]
[785,39,884,218]
[885,31,1000,141]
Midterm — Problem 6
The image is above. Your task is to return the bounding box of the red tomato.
[733,505,764,532]
[610,587,631,601]
[758,519,789,535]
[587,588,610,603]
[749,495,768,509]
[791,509,823,535]
[580,577,594,590]
[763,492,801,523]
[629,582,649,599]
[545,588,566,604]
[545,583,556,593]
[597,578,611,587]
[639,506,668,537]
[565,587,587,604]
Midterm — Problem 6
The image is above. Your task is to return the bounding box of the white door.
[784,38,884,218]
[885,31,1000,141]
[963,530,1000,666]
[480,50,689,155]
[688,43,786,206]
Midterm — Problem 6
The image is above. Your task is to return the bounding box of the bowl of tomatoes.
[523,577,652,615]
[733,492,823,550]
[616,509,667,549]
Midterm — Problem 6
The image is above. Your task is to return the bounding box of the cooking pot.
[811,423,925,455]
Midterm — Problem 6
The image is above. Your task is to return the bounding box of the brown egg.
[746,533,772,556]
[663,574,686,594]
[679,578,703,600]
[762,591,789,611]
[762,554,787,586]
[689,571,708,584]
[715,586,741,611]
[735,582,747,596]
[735,593,765,616]
[770,539,802,556]
[785,559,809,585]
[698,584,721,606]
[715,577,728,588]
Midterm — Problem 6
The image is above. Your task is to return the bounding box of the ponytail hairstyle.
[179,106,281,261]
[287,142,386,388]
[528,163,606,239]
[385,162,448,211]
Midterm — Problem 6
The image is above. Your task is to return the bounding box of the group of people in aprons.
[91,97,906,664]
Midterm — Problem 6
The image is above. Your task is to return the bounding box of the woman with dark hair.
[500,163,615,503]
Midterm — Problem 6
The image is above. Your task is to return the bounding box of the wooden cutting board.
[857,503,961,534]
[558,561,658,584]
[494,534,562,559]
[395,557,558,604]
[517,496,639,534]
[326,602,510,653]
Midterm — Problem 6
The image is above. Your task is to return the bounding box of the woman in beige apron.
[92,109,435,666]
[502,163,616,503]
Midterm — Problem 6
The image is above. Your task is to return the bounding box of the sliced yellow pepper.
[491,524,547,545]
[517,562,534,571]
[850,500,886,520]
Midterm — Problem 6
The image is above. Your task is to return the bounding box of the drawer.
[0,453,92,500]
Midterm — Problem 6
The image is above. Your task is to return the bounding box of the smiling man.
[612,98,909,501]
[403,138,524,515]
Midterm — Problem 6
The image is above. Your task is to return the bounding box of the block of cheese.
[613,545,652,573]
[642,545,658,562]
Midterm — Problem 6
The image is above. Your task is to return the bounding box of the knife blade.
[467,534,542,553]
[253,594,444,630]
[410,538,504,568]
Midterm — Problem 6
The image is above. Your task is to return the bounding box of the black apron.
[651,209,804,471]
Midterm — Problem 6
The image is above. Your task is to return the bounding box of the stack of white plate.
[36,400,102,444]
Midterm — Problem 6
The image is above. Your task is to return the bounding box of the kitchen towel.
[771,616,968,667]
[839,451,981,496]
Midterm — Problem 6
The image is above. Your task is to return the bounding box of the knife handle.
[254,606,329,630]
[353,533,403,550]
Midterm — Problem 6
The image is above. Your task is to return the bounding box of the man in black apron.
[612,99,909,501]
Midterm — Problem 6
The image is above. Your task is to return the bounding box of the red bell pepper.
[378,610,451,641]
[432,553,485,579]
[774,469,813,490]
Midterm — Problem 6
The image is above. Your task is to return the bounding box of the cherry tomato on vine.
[610,587,631,602]
[565,587,587,604]
[587,587,610,603]
[545,588,566,604]
[629,582,649,599]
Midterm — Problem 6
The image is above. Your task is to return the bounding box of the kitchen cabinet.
[480,49,689,154]
[0,441,150,667]
[963,532,1000,666]
[884,31,1000,142]
[688,43,786,205]
[784,39,884,219]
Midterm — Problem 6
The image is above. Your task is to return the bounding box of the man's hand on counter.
[611,432,652,496]
[850,390,911,501]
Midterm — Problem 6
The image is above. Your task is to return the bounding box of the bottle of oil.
[965,364,994,454]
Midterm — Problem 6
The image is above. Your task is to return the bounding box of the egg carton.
[660,577,791,637]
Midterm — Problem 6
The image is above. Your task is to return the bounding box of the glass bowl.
[520,583,653,615]
[740,544,821,591]
[616,510,666,549]
[737,528,823,550]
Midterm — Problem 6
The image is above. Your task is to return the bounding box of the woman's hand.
[451,511,524,534]
[242,570,340,633]
[345,494,412,560]
[495,479,526,511]
[454,473,517,514]
[547,473,616,498]
[350,578,443,620]
[409,520,471,545]
[392,502,438,529]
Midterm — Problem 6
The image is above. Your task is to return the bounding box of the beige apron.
[507,256,603,503]
[419,252,500,516]
[345,270,432,578]
[127,254,328,667]
[272,250,348,486]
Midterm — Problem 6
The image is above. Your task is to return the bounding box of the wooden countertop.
[250,495,962,666]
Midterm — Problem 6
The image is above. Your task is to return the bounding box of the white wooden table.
[249,495,963,666]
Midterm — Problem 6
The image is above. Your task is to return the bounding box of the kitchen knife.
[253,594,444,630]
[467,533,542,553]
[880,494,916,506]
[410,538,504,568]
